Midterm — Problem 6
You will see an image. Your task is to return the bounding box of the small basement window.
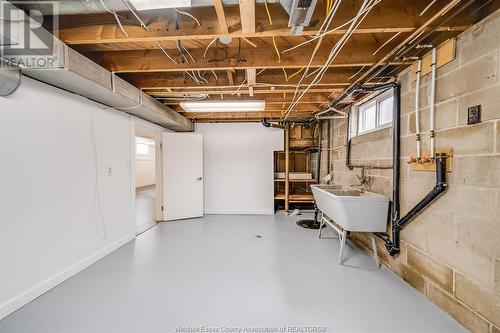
[350,91,394,137]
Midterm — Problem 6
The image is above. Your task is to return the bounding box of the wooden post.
[285,125,290,212]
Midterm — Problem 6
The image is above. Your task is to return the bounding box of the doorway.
[134,125,160,234]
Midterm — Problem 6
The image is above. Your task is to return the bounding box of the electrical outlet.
[467,105,481,125]
[107,167,113,176]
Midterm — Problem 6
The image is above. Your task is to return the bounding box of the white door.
[162,133,204,221]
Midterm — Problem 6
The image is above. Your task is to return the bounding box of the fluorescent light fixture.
[180,101,266,113]
[128,0,191,11]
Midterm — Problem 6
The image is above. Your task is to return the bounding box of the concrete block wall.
[326,9,500,333]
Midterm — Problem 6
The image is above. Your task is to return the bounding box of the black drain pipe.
[381,153,448,255]
[261,118,286,129]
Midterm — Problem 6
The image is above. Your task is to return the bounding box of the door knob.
[195,177,203,181]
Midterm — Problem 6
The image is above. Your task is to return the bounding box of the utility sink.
[311,184,389,232]
[311,184,390,265]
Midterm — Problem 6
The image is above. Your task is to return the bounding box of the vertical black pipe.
[317,121,323,182]
[392,84,401,225]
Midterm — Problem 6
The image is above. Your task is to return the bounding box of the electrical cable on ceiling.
[174,9,201,26]
[284,0,343,110]
[211,70,218,80]
[264,0,273,25]
[348,65,366,79]
[122,0,150,31]
[203,38,218,58]
[156,41,178,65]
[420,0,437,16]
[285,0,378,119]
[282,0,380,54]
[99,0,128,37]
[282,67,289,81]
[373,31,402,55]
[272,36,281,62]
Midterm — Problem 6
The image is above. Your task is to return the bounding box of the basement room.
[0,0,499,332]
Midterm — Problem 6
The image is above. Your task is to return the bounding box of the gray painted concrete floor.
[0,214,466,333]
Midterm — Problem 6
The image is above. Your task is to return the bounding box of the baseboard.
[204,209,274,215]
[0,233,135,320]
[136,184,155,191]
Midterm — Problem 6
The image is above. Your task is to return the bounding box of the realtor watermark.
[1,1,60,69]
[174,326,328,333]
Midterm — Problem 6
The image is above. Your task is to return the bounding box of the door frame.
[131,117,168,235]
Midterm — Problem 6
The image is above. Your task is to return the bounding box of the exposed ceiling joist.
[214,0,229,35]
[239,0,256,34]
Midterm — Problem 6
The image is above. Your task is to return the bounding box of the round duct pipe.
[13,0,276,15]
[0,65,22,96]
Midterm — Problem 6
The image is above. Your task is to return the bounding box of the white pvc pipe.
[430,48,437,159]
[415,59,422,160]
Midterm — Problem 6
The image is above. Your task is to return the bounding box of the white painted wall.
[196,123,283,214]
[0,77,136,319]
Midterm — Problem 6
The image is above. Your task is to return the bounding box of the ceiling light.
[219,36,232,45]
[180,101,265,113]
[128,0,191,11]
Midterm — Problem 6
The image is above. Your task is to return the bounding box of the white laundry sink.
[311,184,389,265]
[311,185,389,232]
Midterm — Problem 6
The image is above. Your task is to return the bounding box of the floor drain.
[296,219,324,229]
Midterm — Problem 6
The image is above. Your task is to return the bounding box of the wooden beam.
[93,44,411,73]
[214,0,229,35]
[172,103,319,112]
[226,71,234,86]
[147,87,341,96]
[120,70,393,89]
[239,0,255,34]
[56,1,472,47]
[180,111,313,121]
[160,93,333,104]
[246,68,256,97]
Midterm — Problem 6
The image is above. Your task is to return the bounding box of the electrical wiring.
[176,40,191,64]
[264,0,273,26]
[282,0,380,54]
[156,41,178,65]
[373,31,402,55]
[284,68,305,82]
[121,0,150,31]
[174,9,201,26]
[203,38,218,58]
[197,70,208,83]
[99,0,128,37]
[286,0,342,107]
[282,67,288,81]
[231,71,248,95]
[272,36,281,62]
[420,0,437,16]
[89,113,108,241]
[283,0,345,114]
[211,70,218,81]
[348,65,366,80]
[284,0,378,120]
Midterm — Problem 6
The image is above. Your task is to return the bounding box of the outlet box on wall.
[467,105,481,125]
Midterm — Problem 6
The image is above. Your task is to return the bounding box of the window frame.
[350,90,394,138]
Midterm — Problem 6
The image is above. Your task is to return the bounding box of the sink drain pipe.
[380,153,448,255]
[330,81,449,256]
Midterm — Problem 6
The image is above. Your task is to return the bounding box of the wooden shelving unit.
[274,124,319,211]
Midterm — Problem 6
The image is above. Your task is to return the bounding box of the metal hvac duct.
[0,65,22,96]
[11,0,275,15]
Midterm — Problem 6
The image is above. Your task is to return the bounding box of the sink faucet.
[351,167,371,191]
